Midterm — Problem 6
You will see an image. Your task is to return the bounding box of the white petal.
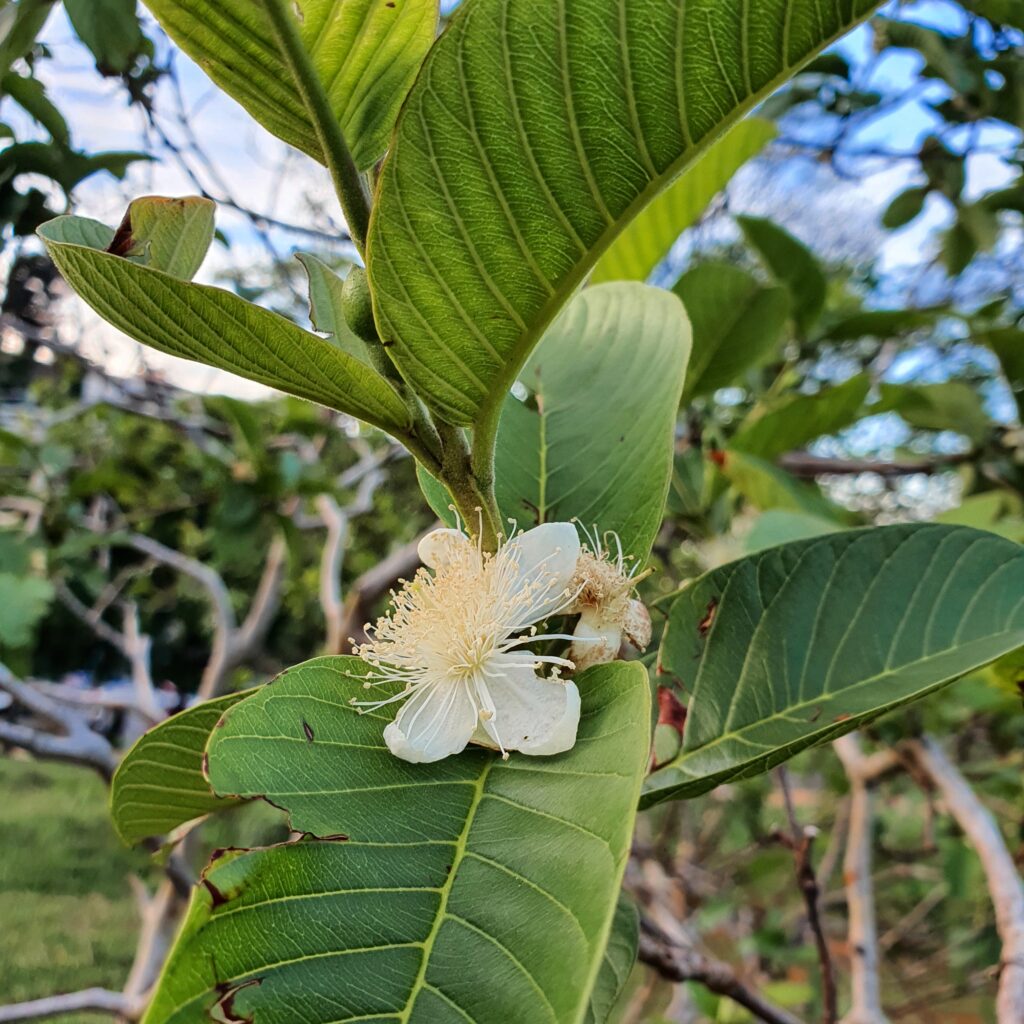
[383,678,478,763]
[569,609,622,671]
[417,528,470,569]
[472,658,581,756]
[501,521,580,626]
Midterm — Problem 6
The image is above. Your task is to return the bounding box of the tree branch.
[776,766,838,1024]
[637,916,805,1024]
[0,989,143,1023]
[0,664,115,779]
[777,452,973,478]
[833,733,893,1024]
[903,736,1024,1023]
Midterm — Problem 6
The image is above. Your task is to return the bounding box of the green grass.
[0,758,151,1023]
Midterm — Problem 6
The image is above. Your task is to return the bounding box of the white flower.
[352,522,583,764]
[567,525,651,671]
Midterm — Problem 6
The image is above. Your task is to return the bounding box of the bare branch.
[903,736,1024,1023]
[777,451,973,479]
[317,463,385,654]
[231,533,288,665]
[0,664,116,779]
[56,581,129,657]
[833,733,891,1024]
[776,766,838,1024]
[0,989,142,1022]
[638,916,805,1024]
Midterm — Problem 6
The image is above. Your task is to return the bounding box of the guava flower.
[352,521,583,764]
[567,524,651,671]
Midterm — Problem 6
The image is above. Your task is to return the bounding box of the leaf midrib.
[399,758,493,1022]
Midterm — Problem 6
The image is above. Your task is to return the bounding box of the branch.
[637,916,805,1024]
[231,533,288,665]
[903,736,1024,1023]
[833,734,892,1024]
[0,989,142,1023]
[776,766,838,1024]
[0,665,115,779]
[777,452,973,478]
[316,463,385,654]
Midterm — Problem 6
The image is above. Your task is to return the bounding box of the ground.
[0,758,150,1024]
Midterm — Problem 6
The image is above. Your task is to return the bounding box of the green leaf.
[0,141,150,195]
[368,0,881,425]
[737,215,827,337]
[882,185,930,229]
[675,262,790,401]
[38,216,412,436]
[110,196,216,281]
[819,305,943,342]
[731,375,871,461]
[0,0,56,77]
[716,448,842,518]
[584,894,639,1024]
[644,524,1024,806]
[0,572,53,648]
[591,118,776,285]
[110,690,255,846]
[1,71,68,143]
[295,252,371,364]
[935,492,1024,543]
[743,509,843,553]
[143,0,437,171]
[968,0,1024,29]
[495,284,690,562]
[142,656,651,1024]
[875,381,992,445]
[65,0,145,73]
[976,326,1024,420]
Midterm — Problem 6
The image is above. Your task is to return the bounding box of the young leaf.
[143,0,437,171]
[675,262,790,401]
[591,118,776,285]
[109,196,216,281]
[142,656,651,1024]
[110,690,255,846]
[295,252,371,364]
[38,216,412,436]
[368,0,882,425]
[737,215,827,337]
[644,524,1024,806]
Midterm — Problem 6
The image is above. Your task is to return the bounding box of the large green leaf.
[143,656,651,1024]
[496,284,690,561]
[65,0,145,73]
[644,524,1024,806]
[590,118,776,285]
[368,0,881,425]
[675,262,790,401]
[38,216,412,436]
[730,375,871,461]
[143,0,437,170]
[110,690,254,846]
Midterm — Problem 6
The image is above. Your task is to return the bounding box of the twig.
[833,734,893,1024]
[776,766,839,1024]
[0,989,143,1022]
[903,736,1024,1023]
[637,915,805,1024]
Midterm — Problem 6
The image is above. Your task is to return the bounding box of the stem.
[260,0,372,252]
[438,423,502,551]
